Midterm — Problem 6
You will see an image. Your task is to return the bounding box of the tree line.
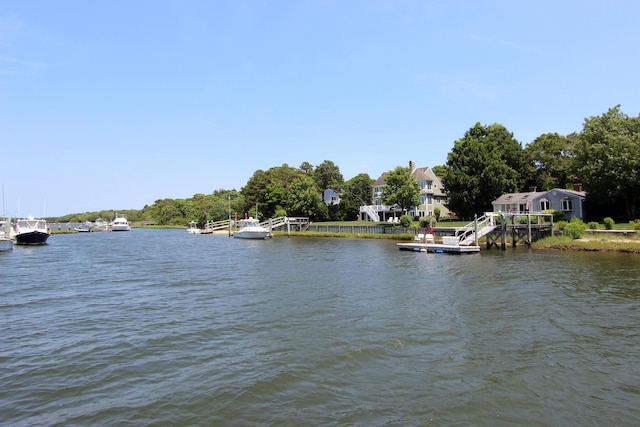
[55,105,640,225]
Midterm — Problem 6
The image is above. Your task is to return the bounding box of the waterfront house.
[360,160,450,222]
[491,185,586,220]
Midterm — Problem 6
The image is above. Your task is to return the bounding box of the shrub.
[565,217,587,239]
[631,220,640,231]
[399,215,412,227]
[588,221,599,230]
[419,216,436,228]
[550,210,566,222]
[556,220,568,231]
[603,217,615,230]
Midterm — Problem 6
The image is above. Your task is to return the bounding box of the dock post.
[501,214,506,250]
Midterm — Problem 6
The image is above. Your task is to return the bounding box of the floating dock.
[397,242,480,253]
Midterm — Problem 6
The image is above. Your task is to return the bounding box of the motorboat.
[92,218,110,232]
[233,217,271,239]
[73,221,93,232]
[0,219,13,251]
[188,221,201,235]
[13,216,50,245]
[110,214,131,231]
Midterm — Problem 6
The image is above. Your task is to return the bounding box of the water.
[1,229,639,426]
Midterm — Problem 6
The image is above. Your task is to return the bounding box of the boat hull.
[14,231,50,245]
[0,238,13,251]
[233,230,271,239]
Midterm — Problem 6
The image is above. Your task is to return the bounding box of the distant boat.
[93,218,109,232]
[187,221,201,235]
[13,216,50,245]
[233,217,271,240]
[0,219,13,251]
[110,214,131,231]
[73,221,93,232]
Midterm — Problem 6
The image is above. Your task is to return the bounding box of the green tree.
[574,105,640,220]
[381,166,420,213]
[338,173,373,220]
[443,122,527,219]
[525,132,576,191]
[241,164,304,218]
[285,175,327,219]
[312,160,344,191]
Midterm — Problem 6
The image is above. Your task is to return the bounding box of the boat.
[0,219,13,251]
[13,216,50,245]
[233,217,271,239]
[92,218,110,232]
[73,220,93,232]
[187,221,201,235]
[110,214,131,231]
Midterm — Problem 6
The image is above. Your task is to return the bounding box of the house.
[321,189,341,206]
[491,185,586,220]
[360,160,450,222]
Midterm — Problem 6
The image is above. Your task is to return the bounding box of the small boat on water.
[13,216,50,245]
[233,217,271,240]
[110,214,131,231]
[73,220,93,232]
[187,221,201,235]
[0,219,13,251]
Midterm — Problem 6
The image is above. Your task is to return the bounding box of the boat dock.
[397,242,480,253]
[397,212,554,253]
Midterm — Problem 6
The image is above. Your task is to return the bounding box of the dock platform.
[397,242,480,253]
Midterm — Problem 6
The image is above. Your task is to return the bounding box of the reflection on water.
[1,230,639,426]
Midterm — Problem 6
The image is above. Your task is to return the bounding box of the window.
[561,198,573,211]
[539,199,550,211]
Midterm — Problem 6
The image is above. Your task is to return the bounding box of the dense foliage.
[51,106,640,225]
[442,123,527,220]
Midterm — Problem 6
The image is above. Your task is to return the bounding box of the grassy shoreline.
[531,235,640,253]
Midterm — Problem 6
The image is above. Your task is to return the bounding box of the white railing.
[360,205,380,222]
[454,213,498,246]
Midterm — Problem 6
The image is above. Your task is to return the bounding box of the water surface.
[1,229,639,426]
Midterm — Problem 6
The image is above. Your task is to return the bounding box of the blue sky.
[1,1,639,217]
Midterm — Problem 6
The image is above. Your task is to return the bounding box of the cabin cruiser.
[110,214,131,231]
[233,217,271,239]
[13,216,50,245]
[188,221,201,235]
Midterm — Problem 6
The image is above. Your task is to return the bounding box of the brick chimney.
[409,160,416,172]
[573,183,583,192]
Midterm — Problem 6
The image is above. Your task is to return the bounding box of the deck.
[397,242,481,253]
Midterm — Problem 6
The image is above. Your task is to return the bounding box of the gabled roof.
[492,188,586,205]
[492,191,537,205]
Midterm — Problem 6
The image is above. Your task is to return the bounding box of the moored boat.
[187,221,201,235]
[233,217,271,239]
[13,216,50,245]
[0,219,13,251]
[110,214,131,231]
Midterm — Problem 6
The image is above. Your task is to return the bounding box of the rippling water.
[1,229,639,426]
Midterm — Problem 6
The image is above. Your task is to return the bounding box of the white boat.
[93,218,110,232]
[187,221,201,235]
[233,217,271,239]
[110,214,131,231]
[73,220,93,232]
[13,216,50,245]
[0,219,13,251]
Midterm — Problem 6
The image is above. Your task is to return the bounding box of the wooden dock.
[397,242,481,253]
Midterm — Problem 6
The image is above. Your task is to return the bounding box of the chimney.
[573,183,583,192]
[529,186,537,193]
[409,160,416,171]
